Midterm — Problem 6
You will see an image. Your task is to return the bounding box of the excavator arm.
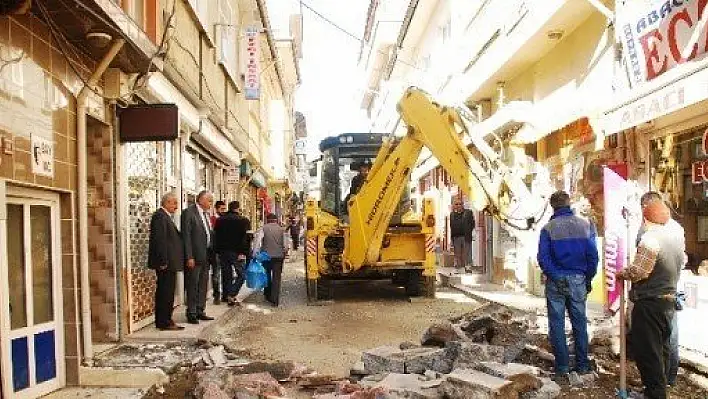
[343,87,548,271]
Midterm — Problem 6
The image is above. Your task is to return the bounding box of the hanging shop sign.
[603,167,628,314]
[245,26,260,100]
[31,135,54,178]
[619,0,708,86]
[294,139,307,155]
[118,104,179,142]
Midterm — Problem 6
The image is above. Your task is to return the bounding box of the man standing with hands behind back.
[182,191,216,324]
[148,192,184,331]
[450,198,475,269]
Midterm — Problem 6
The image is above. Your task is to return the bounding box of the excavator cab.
[318,133,383,219]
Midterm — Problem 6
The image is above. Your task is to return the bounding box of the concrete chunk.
[362,346,405,374]
[403,347,453,375]
[440,369,516,399]
[447,342,505,369]
[476,362,540,379]
[374,373,442,399]
[523,377,560,399]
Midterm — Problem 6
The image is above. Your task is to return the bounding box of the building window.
[217,0,239,81]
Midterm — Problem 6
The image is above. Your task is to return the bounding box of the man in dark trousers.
[618,196,686,399]
[148,192,184,331]
[450,198,475,269]
[537,191,598,381]
[253,213,289,306]
[214,201,251,306]
[181,190,215,324]
[287,215,301,251]
[211,200,227,304]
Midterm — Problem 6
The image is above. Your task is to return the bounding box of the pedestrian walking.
[148,192,185,331]
[288,214,301,251]
[618,195,686,399]
[450,198,475,269]
[211,200,227,304]
[214,201,252,307]
[252,213,289,307]
[181,190,216,324]
[634,191,687,387]
[537,190,598,380]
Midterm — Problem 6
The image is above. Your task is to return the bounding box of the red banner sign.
[619,0,708,85]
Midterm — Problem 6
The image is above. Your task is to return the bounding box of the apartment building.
[0,0,300,396]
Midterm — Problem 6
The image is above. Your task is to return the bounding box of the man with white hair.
[182,190,215,324]
[148,192,184,330]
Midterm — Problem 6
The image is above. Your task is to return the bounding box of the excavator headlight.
[306,217,315,231]
[426,215,435,227]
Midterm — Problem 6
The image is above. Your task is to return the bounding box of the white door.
[0,194,64,398]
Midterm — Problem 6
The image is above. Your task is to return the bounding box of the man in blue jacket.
[538,190,599,380]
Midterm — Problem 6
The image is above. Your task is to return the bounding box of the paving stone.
[363,346,405,374]
[522,377,560,399]
[207,345,227,366]
[446,342,505,369]
[403,347,453,375]
[374,373,442,399]
[476,362,540,379]
[439,369,516,399]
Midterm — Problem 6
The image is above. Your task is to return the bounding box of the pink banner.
[603,167,627,314]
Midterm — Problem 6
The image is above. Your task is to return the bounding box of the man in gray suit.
[181,190,216,324]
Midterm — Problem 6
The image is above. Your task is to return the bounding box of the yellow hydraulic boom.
[343,87,546,272]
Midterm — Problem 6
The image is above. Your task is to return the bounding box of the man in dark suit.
[148,192,185,331]
[214,201,251,305]
[181,190,216,324]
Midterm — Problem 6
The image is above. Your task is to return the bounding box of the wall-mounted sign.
[618,0,708,86]
[118,104,179,142]
[245,26,260,100]
[31,135,54,178]
[225,166,240,184]
[294,139,307,155]
[692,159,708,184]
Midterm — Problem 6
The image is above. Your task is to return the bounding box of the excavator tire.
[316,278,332,300]
[405,271,436,298]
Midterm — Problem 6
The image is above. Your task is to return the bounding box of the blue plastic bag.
[246,251,270,290]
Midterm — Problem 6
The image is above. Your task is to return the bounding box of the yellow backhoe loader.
[304,88,550,301]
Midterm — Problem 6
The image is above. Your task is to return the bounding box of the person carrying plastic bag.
[232,214,289,306]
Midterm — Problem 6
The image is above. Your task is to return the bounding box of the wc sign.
[691,129,708,184]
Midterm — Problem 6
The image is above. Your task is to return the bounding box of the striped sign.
[306,237,317,256]
[425,236,436,253]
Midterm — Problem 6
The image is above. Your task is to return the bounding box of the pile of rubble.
[314,304,592,399]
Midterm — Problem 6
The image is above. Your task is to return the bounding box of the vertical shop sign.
[603,167,628,313]
[245,26,260,100]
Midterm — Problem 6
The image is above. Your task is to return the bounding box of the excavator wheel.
[316,278,332,300]
[405,271,436,298]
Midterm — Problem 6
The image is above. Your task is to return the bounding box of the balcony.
[34,0,159,74]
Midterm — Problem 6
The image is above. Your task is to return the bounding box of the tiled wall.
[86,123,117,342]
[0,14,91,386]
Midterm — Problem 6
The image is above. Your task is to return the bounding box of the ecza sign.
[619,0,708,85]
[691,128,708,184]
[31,135,54,178]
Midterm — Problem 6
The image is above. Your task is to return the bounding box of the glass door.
[0,197,64,398]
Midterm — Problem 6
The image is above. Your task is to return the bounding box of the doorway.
[0,191,64,398]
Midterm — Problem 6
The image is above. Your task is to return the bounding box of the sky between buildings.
[267,0,372,160]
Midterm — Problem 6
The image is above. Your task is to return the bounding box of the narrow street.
[209,250,480,377]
